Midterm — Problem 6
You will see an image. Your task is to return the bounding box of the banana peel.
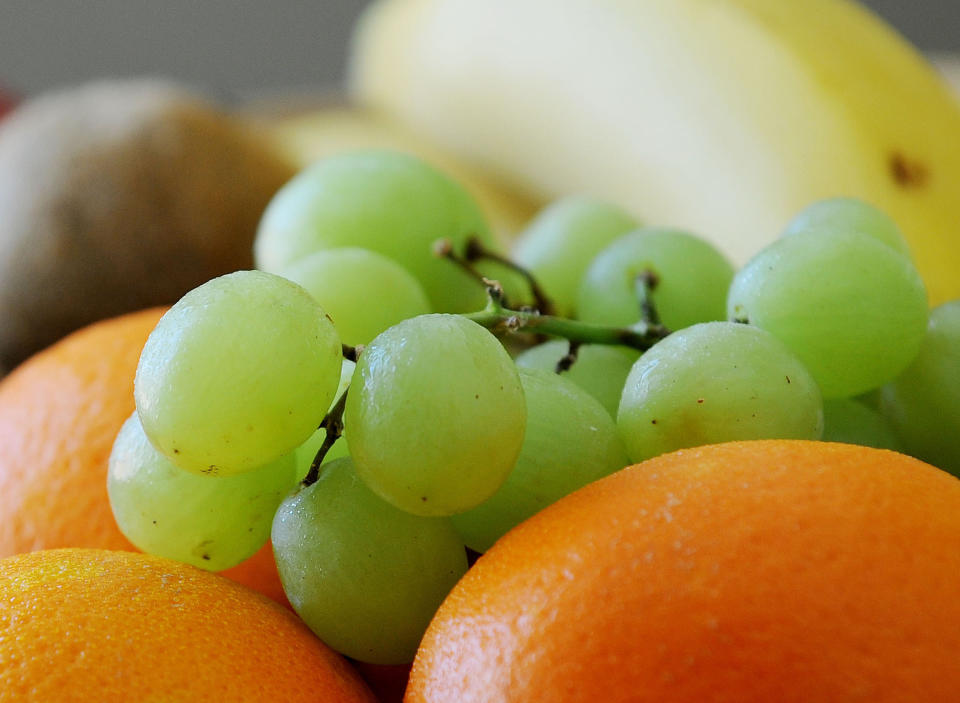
[351,0,960,305]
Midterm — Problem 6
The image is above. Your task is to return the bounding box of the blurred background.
[1,0,958,99]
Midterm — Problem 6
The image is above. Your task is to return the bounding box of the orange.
[0,548,375,702]
[407,440,960,702]
[0,308,286,603]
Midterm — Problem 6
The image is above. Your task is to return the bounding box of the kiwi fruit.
[0,79,296,372]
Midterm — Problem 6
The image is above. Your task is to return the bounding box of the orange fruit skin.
[407,440,960,703]
[0,548,376,702]
[0,308,287,604]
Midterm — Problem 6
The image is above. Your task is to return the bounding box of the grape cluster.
[109,149,960,665]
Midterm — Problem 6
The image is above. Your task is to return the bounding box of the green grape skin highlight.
[510,196,639,317]
[108,413,299,571]
[135,270,342,476]
[782,197,911,258]
[577,227,734,332]
[880,300,960,476]
[345,314,526,517]
[727,229,928,399]
[821,397,903,452]
[279,247,431,346]
[617,322,823,463]
[254,149,498,313]
[514,340,637,418]
[271,457,468,665]
[451,368,629,553]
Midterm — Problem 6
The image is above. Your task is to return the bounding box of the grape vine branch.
[302,238,671,488]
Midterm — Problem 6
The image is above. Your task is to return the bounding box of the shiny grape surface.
[617,322,823,462]
[452,368,628,552]
[727,230,928,398]
[135,270,342,475]
[345,314,526,516]
[109,413,299,571]
[255,150,498,312]
[578,227,734,332]
[272,457,468,664]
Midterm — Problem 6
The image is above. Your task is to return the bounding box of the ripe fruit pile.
[110,148,960,670]
[2,1,958,700]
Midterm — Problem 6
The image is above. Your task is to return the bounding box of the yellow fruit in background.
[267,105,540,247]
[351,0,960,305]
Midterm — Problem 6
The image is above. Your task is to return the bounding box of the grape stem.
[462,236,556,316]
[635,270,662,327]
[555,340,582,373]
[464,280,670,352]
[301,388,349,488]
[342,344,363,363]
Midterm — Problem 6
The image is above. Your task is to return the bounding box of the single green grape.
[108,413,299,571]
[135,270,342,475]
[617,322,823,463]
[345,314,526,516]
[880,300,960,476]
[510,197,639,316]
[272,457,468,665]
[452,368,629,552]
[254,150,497,312]
[279,247,431,346]
[514,340,637,418]
[727,229,928,398]
[782,197,911,257]
[821,397,903,452]
[577,227,734,332]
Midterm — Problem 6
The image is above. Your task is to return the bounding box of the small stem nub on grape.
[342,344,363,363]
[463,236,556,316]
[555,340,582,374]
[635,269,662,328]
[301,388,349,488]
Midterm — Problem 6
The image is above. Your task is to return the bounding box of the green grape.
[821,398,903,452]
[510,197,639,316]
[577,227,734,332]
[292,359,355,481]
[272,457,468,665]
[880,300,960,476]
[255,150,497,312]
[782,197,911,257]
[135,270,342,476]
[727,229,928,398]
[278,247,431,346]
[451,368,629,552]
[108,413,299,571]
[514,340,637,418]
[345,314,525,516]
[617,322,823,463]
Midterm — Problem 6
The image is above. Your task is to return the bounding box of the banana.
[932,53,960,100]
[350,0,960,305]
[264,104,540,247]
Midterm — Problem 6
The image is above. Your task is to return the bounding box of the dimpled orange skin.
[0,308,287,604]
[0,549,376,702]
[407,440,960,703]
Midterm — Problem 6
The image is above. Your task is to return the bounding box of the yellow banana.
[351,0,960,305]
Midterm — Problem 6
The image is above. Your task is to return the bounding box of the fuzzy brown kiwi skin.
[0,79,296,373]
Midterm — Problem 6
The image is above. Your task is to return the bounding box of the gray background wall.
[0,1,957,99]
